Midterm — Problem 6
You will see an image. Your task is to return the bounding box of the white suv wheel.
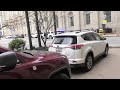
[82,54,93,72]
[87,56,93,70]
[103,46,109,57]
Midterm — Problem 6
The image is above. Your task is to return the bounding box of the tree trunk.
[25,11,33,50]
[34,11,42,47]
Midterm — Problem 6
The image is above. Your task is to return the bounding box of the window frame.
[85,13,90,24]
[69,16,74,26]
[68,12,74,27]
[84,11,91,25]
[103,11,111,22]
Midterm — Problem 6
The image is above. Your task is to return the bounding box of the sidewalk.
[109,45,120,48]
[102,33,120,37]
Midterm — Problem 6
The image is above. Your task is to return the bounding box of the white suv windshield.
[53,36,77,45]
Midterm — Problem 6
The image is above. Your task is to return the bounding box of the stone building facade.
[0,11,120,36]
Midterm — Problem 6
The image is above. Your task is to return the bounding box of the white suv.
[49,31,109,72]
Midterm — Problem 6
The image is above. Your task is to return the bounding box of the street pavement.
[0,36,120,49]
[71,48,120,79]
[0,36,120,79]
[0,37,53,49]
[106,37,120,47]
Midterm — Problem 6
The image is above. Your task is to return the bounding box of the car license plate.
[56,48,62,53]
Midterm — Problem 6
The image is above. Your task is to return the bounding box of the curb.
[109,46,120,48]
[104,36,119,37]
[103,34,120,37]
[103,35,120,37]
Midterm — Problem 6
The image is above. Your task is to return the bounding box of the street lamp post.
[53,11,57,35]
[25,11,33,50]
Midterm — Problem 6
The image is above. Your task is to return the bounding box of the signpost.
[102,14,107,34]
[102,19,107,24]
[102,19,107,30]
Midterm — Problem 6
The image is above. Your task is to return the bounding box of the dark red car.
[0,46,71,79]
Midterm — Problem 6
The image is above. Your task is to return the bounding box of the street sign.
[102,20,107,24]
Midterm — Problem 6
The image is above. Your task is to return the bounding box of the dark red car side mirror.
[0,52,17,71]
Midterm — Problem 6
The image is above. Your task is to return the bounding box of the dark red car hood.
[0,46,59,58]
[21,50,61,59]
[27,50,59,57]
[20,50,62,62]
[0,46,63,62]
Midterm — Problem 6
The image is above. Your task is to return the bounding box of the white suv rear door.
[93,33,107,53]
[49,36,77,58]
[81,33,101,57]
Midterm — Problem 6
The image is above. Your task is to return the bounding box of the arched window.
[68,12,74,26]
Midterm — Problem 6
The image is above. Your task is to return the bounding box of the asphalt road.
[71,48,120,79]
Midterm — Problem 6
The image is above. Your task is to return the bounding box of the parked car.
[99,29,105,33]
[47,31,54,39]
[0,46,71,79]
[16,34,24,38]
[6,35,17,39]
[41,32,62,39]
[31,33,38,38]
[49,31,109,72]
[31,33,44,38]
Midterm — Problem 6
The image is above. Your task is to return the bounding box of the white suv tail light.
[65,44,84,50]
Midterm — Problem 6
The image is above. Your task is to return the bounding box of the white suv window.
[93,33,103,40]
[81,33,96,41]
[53,36,77,45]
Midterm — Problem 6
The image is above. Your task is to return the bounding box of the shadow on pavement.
[71,56,106,74]
[93,56,106,67]
[71,67,84,74]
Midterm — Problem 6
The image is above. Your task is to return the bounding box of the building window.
[85,13,90,24]
[70,16,74,26]
[103,11,111,22]
[84,11,91,25]
[68,12,74,26]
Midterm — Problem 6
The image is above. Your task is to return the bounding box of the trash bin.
[105,28,112,33]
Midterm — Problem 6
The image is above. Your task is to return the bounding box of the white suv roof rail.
[65,29,91,33]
